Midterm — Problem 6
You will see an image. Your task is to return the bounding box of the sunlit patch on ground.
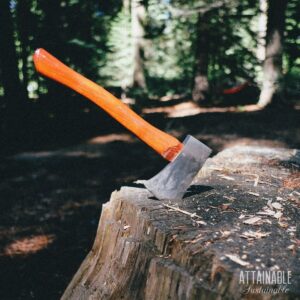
[88,133,135,144]
[3,234,55,256]
[142,102,262,118]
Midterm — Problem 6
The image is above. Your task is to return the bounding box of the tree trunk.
[39,0,69,111]
[124,0,130,11]
[0,1,26,103]
[131,0,146,89]
[256,0,267,62]
[192,13,210,102]
[257,0,287,107]
[16,0,31,93]
[0,0,27,136]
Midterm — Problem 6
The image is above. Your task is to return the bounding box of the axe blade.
[144,135,212,200]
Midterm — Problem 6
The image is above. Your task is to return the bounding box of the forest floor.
[0,101,299,299]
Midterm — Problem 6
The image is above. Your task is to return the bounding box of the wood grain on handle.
[33,48,183,161]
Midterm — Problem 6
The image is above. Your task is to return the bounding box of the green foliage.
[207,2,260,87]
[145,0,261,96]
[144,0,197,97]
[0,0,298,102]
[285,0,300,73]
[100,6,133,88]
[146,0,196,79]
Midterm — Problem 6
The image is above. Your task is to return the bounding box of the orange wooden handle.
[33,49,183,161]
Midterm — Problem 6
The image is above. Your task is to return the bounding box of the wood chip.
[195,220,207,225]
[253,175,259,187]
[217,174,235,181]
[262,219,272,224]
[278,221,288,228]
[243,216,262,225]
[225,254,250,266]
[271,174,282,179]
[220,230,231,238]
[257,209,275,216]
[267,200,273,210]
[273,211,283,219]
[247,192,260,197]
[209,166,224,171]
[223,195,236,201]
[290,191,300,196]
[271,202,283,210]
[162,204,205,223]
[244,173,259,185]
[247,173,259,187]
[287,244,295,250]
[240,230,271,240]
[259,180,278,187]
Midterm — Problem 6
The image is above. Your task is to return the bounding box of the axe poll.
[33,49,211,200]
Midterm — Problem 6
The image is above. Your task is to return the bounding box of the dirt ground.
[0,103,299,299]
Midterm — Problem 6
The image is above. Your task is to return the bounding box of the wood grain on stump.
[62,146,300,300]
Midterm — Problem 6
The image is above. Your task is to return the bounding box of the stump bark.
[62,146,300,300]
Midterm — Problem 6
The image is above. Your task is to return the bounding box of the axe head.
[144,135,211,200]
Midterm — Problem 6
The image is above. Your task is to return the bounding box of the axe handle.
[33,49,183,161]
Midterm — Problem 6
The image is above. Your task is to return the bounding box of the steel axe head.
[144,135,212,200]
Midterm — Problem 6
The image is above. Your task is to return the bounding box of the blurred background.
[0,0,299,299]
[0,0,299,153]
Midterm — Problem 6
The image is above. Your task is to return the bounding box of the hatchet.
[33,49,211,200]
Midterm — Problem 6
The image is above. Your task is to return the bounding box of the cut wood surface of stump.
[62,146,300,300]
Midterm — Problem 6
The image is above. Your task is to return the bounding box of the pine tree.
[100,5,133,91]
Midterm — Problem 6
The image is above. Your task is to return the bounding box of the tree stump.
[62,146,300,300]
